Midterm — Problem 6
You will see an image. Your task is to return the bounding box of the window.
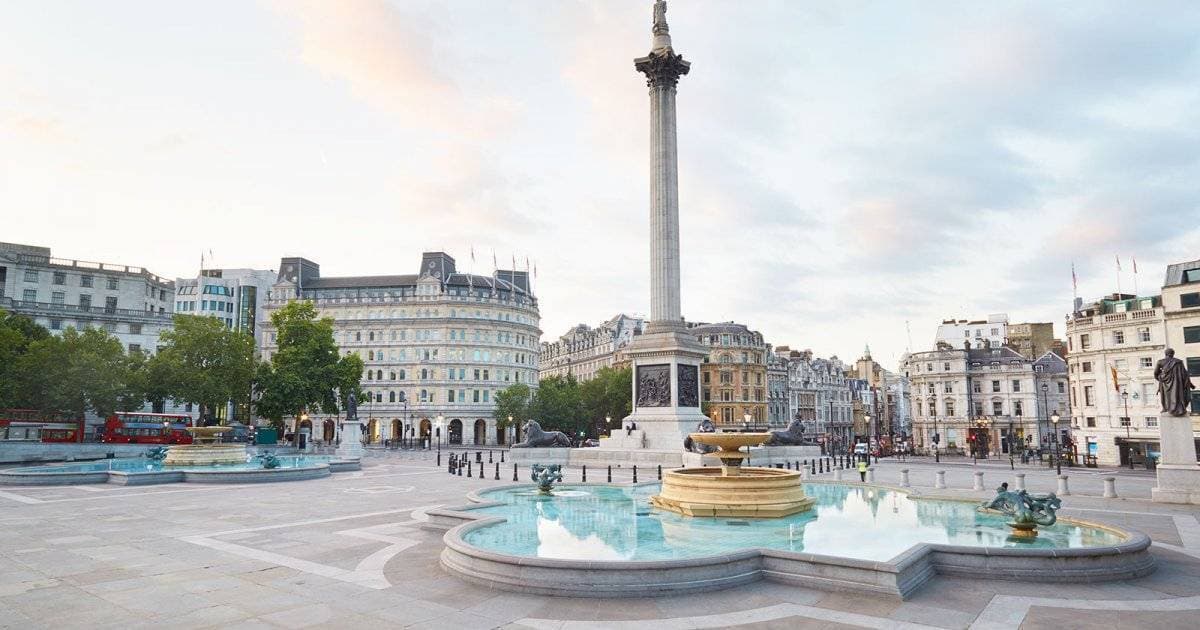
[23,269,38,282]
[1138,327,1151,342]
[991,380,1000,393]
[22,289,36,302]
[1187,357,1200,377]
[1084,385,1095,406]
[1080,334,1091,350]
[52,272,66,285]
[1058,382,1065,393]
[973,401,983,417]
[80,275,93,288]
[1184,326,1200,344]
[992,401,1003,415]
[79,294,91,309]
[1086,417,1095,427]
[1181,292,1200,308]
[1011,380,1021,392]
[1145,416,1158,428]
[1013,401,1024,416]
[51,291,64,305]
[129,323,141,335]
[106,277,118,290]
[945,401,955,416]
[1141,357,1154,368]
[943,362,950,371]
[50,319,62,330]
[104,296,117,313]
[1119,417,1131,427]
[1081,361,1092,373]
[1113,330,1125,344]
[128,343,141,353]
[944,382,952,393]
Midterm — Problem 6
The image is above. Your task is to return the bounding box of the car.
[853,443,869,455]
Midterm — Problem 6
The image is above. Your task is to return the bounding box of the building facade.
[775,347,853,451]
[691,322,768,428]
[538,314,644,382]
[0,242,175,355]
[903,344,1069,458]
[175,268,277,346]
[260,252,541,447]
[853,346,911,445]
[1067,260,1200,466]
[935,314,1009,350]
[766,349,789,427]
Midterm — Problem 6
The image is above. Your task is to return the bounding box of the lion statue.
[512,420,572,448]
[765,418,806,446]
[683,418,718,454]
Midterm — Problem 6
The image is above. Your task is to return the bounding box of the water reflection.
[465,483,1125,562]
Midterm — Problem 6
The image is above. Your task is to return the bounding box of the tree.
[580,367,632,437]
[14,327,129,418]
[148,315,256,422]
[531,375,583,437]
[493,383,533,434]
[0,311,49,408]
[254,301,363,428]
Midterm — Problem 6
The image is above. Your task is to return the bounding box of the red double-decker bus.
[0,409,85,443]
[101,412,194,444]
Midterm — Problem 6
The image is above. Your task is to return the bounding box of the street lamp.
[863,414,871,462]
[931,407,940,463]
[435,414,444,466]
[743,412,752,432]
[1051,411,1061,475]
[1121,388,1133,470]
[299,412,308,448]
[1040,382,1049,451]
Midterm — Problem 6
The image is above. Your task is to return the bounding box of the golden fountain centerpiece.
[650,432,815,518]
[162,425,248,466]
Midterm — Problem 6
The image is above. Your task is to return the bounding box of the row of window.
[342,328,534,347]
[24,269,122,290]
[360,347,533,366]
[175,300,233,313]
[308,305,535,326]
[916,399,1029,417]
[361,388,496,404]
[363,367,528,384]
[698,333,763,348]
[1074,327,1153,350]
[702,388,766,402]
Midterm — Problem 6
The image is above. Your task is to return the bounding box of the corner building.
[260,252,541,446]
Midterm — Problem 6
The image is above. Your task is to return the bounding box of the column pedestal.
[337,418,364,460]
[1152,415,1200,505]
[614,322,708,452]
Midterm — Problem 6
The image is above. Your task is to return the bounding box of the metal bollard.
[500,450,505,463]
[810,460,816,475]
[658,465,662,480]
[582,465,587,483]
[512,463,518,481]
[900,469,910,487]
[1057,474,1071,496]
[866,467,875,483]
[972,471,984,491]
[489,450,493,463]
[458,462,464,476]
[494,462,500,480]
[607,465,612,483]
[633,465,638,483]
[479,462,484,480]
[935,470,946,489]
[1103,476,1117,498]
[467,462,473,478]
[1014,473,1026,491]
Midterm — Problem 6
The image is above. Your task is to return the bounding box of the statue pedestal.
[337,418,364,460]
[619,323,709,452]
[509,447,571,466]
[1152,415,1200,505]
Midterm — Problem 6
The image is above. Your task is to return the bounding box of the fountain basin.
[427,481,1154,599]
[651,467,814,517]
[163,443,248,466]
[0,454,358,485]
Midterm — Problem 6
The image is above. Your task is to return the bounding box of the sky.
[2,1,1199,370]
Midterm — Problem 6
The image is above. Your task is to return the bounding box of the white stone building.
[260,252,541,447]
[538,314,644,382]
[935,314,1009,350]
[1067,259,1200,466]
[903,344,1069,458]
[775,347,853,450]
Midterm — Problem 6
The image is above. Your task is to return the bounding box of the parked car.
[853,443,869,455]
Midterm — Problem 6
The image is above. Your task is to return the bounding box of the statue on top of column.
[653,1,668,34]
[1154,348,1195,416]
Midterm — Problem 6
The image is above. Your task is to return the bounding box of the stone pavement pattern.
[1,451,1199,629]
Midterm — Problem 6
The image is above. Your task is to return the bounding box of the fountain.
[162,426,248,466]
[530,464,563,495]
[650,432,815,518]
[979,483,1062,539]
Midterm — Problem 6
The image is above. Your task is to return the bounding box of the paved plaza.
[2,450,1199,629]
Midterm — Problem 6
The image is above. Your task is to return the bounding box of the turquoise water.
[462,484,1125,562]
[8,455,330,474]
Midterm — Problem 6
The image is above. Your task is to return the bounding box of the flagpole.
[1115,255,1122,296]
[1132,256,1139,297]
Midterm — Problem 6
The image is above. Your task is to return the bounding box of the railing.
[19,254,171,285]
[0,297,172,321]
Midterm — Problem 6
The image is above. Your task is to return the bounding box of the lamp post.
[743,412,752,433]
[931,407,940,463]
[1121,388,1133,470]
[299,412,308,448]
[1051,411,1061,475]
[435,414,444,466]
[864,414,871,462]
[1040,382,1049,460]
[1007,415,1015,470]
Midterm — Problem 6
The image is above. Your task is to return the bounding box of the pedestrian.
[857,459,868,482]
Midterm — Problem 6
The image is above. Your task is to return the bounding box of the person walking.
[857,459,868,482]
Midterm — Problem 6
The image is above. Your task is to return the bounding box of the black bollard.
[479,462,484,479]
[437,451,441,467]
[489,450,493,463]
[457,461,463,476]
[657,465,662,480]
[494,462,500,480]
[467,462,473,477]
[512,463,518,481]
[607,465,612,483]
[810,460,816,475]
[633,465,638,483]
[582,465,587,483]
[500,450,505,463]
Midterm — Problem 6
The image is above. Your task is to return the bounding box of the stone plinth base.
[650,467,814,518]
[598,430,646,450]
[747,445,823,466]
[568,447,684,468]
[163,444,248,466]
[1152,463,1200,505]
[509,447,572,466]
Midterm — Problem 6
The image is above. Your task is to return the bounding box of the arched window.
[420,389,428,402]
[421,368,428,379]
[355,331,361,342]
[390,371,396,380]
[368,351,374,361]
[399,369,406,380]
[389,391,396,402]
[369,331,375,341]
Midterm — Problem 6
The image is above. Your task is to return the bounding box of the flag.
[1110,364,1120,393]
[1071,262,1077,292]
[1132,257,1137,273]
[1115,254,1121,271]
[470,246,475,263]
[492,249,497,269]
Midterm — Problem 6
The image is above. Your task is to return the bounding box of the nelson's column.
[602,1,709,459]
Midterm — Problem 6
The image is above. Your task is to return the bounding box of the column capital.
[635,48,690,88]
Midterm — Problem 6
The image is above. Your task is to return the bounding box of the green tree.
[493,383,533,435]
[148,315,256,422]
[254,301,363,427]
[579,366,632,437]
[0,311,49,408]
[14,327,129,418]
[531,374,583,437]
